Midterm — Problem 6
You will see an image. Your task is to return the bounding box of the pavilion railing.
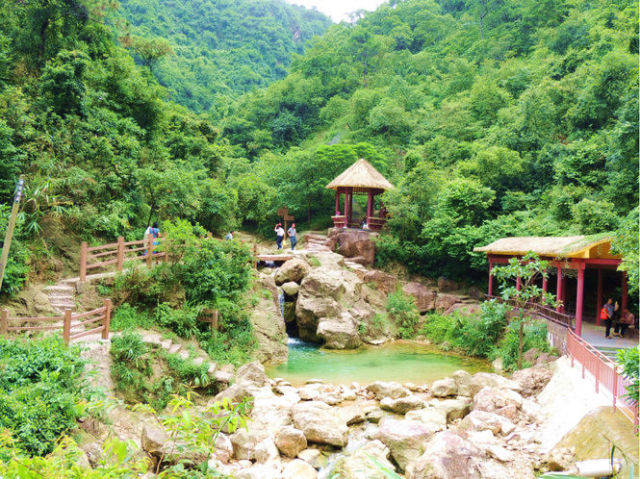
[486,295,575,330]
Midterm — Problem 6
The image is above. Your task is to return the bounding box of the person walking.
[144,222,160,254]
[619,309,634,338]
[274,223,285,250]
[287,223,297,250]
[225,231,234,241]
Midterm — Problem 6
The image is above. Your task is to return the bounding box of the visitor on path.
[275,223,285,250]
[287,224,297,250]
[619,309,634,338]
[602,298,618,338]
[144,222,160,254]
[225,231,234,241]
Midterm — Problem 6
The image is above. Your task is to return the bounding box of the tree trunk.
[517,318,524,369]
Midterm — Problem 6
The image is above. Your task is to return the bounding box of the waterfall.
[278,289,285,319]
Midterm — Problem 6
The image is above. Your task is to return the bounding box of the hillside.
[220,0,639,283]
[115,0,332,113]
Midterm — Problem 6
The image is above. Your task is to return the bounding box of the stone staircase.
[303,233,330,252]
[45,282,77,313]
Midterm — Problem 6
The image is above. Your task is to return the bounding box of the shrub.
[0,337,86,456]
[616,347,639,406]
[492,319,550,371]
[386,289,420,339]
[155,303,201,339]
[110,302,153,331]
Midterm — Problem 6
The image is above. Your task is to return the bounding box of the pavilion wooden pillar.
[575,263,585,336]
[621,271,628,313]
[516,276,521,291]
[542,275,548,293]
[335,189,341,215]
[596,269,603,325]
[488,257,494,297]
[366,190,374,220]
[345,187,353,225]
[556,266,563,313]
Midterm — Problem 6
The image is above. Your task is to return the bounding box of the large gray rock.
[428,397,471,422]
[406,431,483,479]
[366,381,410,400]
[331,440,396,479]
[275,426,307,458]
[283,459,318,479]
[431,377,457,398]
[291,401,348,447]
[402,282,437,313]
[275,258,310,285]
[472,387,523,420]
[282,281,300,296]
[317,314,362,349]
[326,228,376,266]
[380,395,426,414]
[512,366,553,397]
[363,270,399,294]
[459,410,516,436]
[236,361,269,387]
[404,408,447,432]
[141,425,168,455]
[230,429,263,460]
[249,281,288,364]
[376,417,437,472]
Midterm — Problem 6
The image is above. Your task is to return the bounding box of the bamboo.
[102,299,111,340]
[0,309,7,336]
[0,178,24,293]
[63,310,72,345]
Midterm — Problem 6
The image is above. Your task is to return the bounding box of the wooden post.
[596,269,603,325]
[211,310,218,331]
[366,190,374,221]
[116,236,125,272]
[488,258,494,297]
[145,234,152,268]
[542,276,548,293]
[621,271,628,313]
[63,309,72,345]
[0,178,24,294]
[575,265,585,337]
[556,266,563,313]
[253,242,258,269]
[102,299,111,340]
[335,190,340,215]
[80,241,88,282]
[516,276,521,291]
[0,309,8,336]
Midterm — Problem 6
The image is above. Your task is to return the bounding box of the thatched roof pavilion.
[326,159,394,230]
[474,235,625,337]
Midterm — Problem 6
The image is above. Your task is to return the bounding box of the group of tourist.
[600,298,635,339]
[274,223,297,250]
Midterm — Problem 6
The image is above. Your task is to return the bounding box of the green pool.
[267,338,488,385]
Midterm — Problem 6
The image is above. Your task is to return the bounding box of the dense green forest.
[0,0,638,297]
[115,0,331,112]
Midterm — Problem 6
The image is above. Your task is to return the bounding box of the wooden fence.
[80,235,165,281]
[487,295,575,330]
[566,330,639,426]
[1,299,112,345]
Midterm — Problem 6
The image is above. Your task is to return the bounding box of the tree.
[491,252,557,369]
[124,35,174,73]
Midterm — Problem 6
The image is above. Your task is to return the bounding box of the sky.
[285,0,387,22]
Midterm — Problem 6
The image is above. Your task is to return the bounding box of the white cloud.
[285,0,387,22]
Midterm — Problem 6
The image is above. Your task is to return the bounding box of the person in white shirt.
[274,223,285,250]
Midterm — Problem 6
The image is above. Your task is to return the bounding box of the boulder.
[317,314,362,349]
[376,417,437,472]
[402,282,437,313]
[275,426,307,458]
[512,366,553,397]
[236,361,269,387]
[331,440,396,479]
[366,381,410,400]
[254,438,279,464]
[213,381,259,405]
[380,395,426,414]
[363,270,399,294]
[406,431,482,479]
[364,406,384,423]
[291,401,348,447]
[249,291,288,364]
[283,459,318,479]
[404,408,447,432]
[428,397,471,422]
[213,434,234,463]
[326,228,376,266]
[431,377,457,398]
[275,258,310,285]
[459,410,516,436]
[434,293,460,312]
[282,282,300,296]
[437,277,458,292]
[472,387,523,420]
[230,429,262,460]
[141,425,168,455]
[470,372,523,395]
[523,348,541,364]
[297,448,327,469]
[492,357,504,373]
[235,463,281,479]
[452,370,474,397]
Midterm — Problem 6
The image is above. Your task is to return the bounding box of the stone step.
[48,292,74,299]
[167,344,181,354]
[160,339,172,350]
[45,285,75,293]
[50,302,76,310]
[207,362,218,374]
[192,357,205,367]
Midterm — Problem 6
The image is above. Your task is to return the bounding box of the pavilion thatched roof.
[474,235,620,260]
[326,159,394,191]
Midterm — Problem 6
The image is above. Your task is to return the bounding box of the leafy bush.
[109,302,153,331]
[0,337,86,456]
[386,289,420,339]
[616,347,639,406]
[492,319,550,371]
[155,303,200,339]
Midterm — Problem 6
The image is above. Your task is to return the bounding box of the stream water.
[266,337,488,385]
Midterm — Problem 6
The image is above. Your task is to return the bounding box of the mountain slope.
[116,0,332,113]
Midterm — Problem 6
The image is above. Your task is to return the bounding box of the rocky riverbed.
[133,358,580,479]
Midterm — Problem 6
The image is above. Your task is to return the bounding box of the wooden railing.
[487,295,574,330]
[80,235,165,281]
[566,330,639,426]
[1,299,112,345]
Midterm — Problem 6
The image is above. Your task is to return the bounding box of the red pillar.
[575,265,585,336]
[488,258,494,297]
[622,272,628,313]
[556,266,563,313]
[516,276,521,291]
[345,188,353,226]
[596,269,603,325]
[366,191,374,220]
[542,276,548,293]
[335,190,341,215]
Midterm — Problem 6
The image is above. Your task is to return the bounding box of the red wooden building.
[474,236,626,337]
[326,159,394,231]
